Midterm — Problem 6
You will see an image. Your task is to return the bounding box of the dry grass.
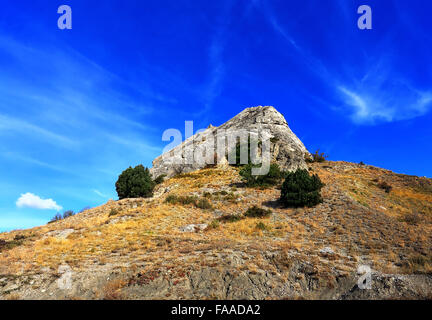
[100,279,127,300]
[0,162,431,285]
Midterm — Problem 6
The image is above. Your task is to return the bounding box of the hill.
[1,161,431,299]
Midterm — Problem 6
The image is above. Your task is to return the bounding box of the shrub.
[165,195,212,209]
[306,150,328,163]
[154,174,167,185]
[165,195,197,205]
[377,181,392,193]
[280,169,324,208]
[62,210,75,219]
[48,213,63,223]
[240,163,283,187]
[203,192,212,198]
[218,215,244,223]
[207,219,220,229]
[109,208,120,217]
[115,165,155,199]
[244,205,272,218]
[196,198,213,210]
[0,238,24,252]
[255,222,269,231]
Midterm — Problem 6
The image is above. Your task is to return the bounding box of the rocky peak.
[151,106,310,178]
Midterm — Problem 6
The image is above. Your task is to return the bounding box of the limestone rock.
[150,106,310,178]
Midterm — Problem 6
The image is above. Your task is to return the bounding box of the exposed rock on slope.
[151,106,311,178]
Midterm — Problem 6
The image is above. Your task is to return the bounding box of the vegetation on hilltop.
[116,165,155,199]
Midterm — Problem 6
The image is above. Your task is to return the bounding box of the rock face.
[151,106,310,178]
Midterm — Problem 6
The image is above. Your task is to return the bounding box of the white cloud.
[16,192,62,211]
[93,189,107,198]
[338,84,432,125]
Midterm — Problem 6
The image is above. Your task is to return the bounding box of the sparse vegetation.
[101,279,127,300]
[48,213,63,223]
[62,210,75,219]
[218,214,244,223]
[165,195,197,205]
[0,237,25,252]
[306,149,328,163]
[244,205,272,218]
[195,198,213,209]
[115,165,155,199]
[2,162,432,299]
[165,194,212,210]
[280,169,324,207]
[207,219,220,229]
[48,210,75,223]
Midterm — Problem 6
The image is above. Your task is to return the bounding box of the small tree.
[48,213,63,223]
[115,165,155,199]
[62,210,75,219]
[280,169,324,207]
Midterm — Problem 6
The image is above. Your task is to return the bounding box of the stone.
[179,224,208,232]
[150,106,310,178]
[320,247,335,255]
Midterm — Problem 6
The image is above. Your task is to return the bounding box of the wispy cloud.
[16,193,62,211]
[261,3,432,125]
[0,114,78,148]
[195,1,235,119]
[93,189,107,198]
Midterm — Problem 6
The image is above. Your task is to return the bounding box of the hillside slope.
[1,161,431,300]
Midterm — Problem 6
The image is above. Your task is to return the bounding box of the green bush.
[109,208,120,217]
[218,215,244,223]
[154,174,167,185]
[196,198,213,210]
[280,169,324,208]
[165,195,213,210]
[239,163,283,187]
[244,205,272,218]
[255,222,270,231]
[115,165,155,199]
[165,195,197,205]
[207,219,220,229]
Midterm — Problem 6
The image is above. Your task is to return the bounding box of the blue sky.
[0,0,431,231]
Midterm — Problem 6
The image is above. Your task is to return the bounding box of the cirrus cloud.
[16,192,62,211]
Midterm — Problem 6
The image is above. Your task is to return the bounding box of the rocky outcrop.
[151,106,310,178]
